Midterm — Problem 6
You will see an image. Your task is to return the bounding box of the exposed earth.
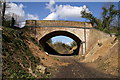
[48,56,117,78]
[19,29,120,78]
[2,27,119,79]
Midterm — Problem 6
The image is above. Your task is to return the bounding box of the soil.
[49,56,117,78]
[26,40,68,67]
[27,36,119,78]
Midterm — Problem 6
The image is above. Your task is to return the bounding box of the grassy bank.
[2,27,41,78]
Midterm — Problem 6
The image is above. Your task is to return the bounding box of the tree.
[81,5,119,30]
[47,39,52,44]
[102,5,119,29]
[70,41,77,48]
[81,9,101,27]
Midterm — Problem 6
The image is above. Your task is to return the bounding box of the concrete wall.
[86,29,111,54]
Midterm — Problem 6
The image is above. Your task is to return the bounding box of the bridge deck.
[25,26,93,29]
[25,20,93,28]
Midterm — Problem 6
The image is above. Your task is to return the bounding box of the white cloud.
[46,0,55,12]
[5,3,25,21]
[18,13,39,28]
[26,13,39,20]
[5,2,39,28]
[17,22,26,28]
[5,2,25,28]
[44,0,91,20]
[44,12,57,20]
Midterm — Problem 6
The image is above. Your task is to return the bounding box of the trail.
[50,56,116,78]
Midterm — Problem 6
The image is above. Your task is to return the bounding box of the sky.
[14,2,118,21]
[51,36,74,45]
[5,1,119,44]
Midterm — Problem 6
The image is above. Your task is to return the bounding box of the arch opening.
[39,31,82,56]
[46,36,77,55]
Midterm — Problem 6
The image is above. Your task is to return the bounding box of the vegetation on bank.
[2,26,43,78]
[47,40,77,54]
[1,3,119,78]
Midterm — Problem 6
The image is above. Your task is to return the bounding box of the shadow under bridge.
[39,31,82,56]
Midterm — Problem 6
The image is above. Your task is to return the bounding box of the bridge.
[25,20,109,56]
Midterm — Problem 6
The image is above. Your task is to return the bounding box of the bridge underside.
[39,31,82,56]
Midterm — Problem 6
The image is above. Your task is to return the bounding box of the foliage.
[81,10,101,27]
[3,20,11,27]
[101,5,119,29]
[70,41,77,48]
[54,42,71,49]
[49,41,72,54]
[81,4,119,35]
[47,39,52,44]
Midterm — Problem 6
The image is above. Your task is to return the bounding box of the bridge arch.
[39,30,82,56]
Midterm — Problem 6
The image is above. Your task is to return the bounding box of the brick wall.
[25,20,93,28]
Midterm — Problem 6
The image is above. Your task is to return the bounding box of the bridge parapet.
[26,20,92,28]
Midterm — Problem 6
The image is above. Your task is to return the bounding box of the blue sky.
[14,2,118,44]
[51,36,74,45]
[16,2,118,21]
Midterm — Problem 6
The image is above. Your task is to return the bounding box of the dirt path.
[50,56,116,78]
